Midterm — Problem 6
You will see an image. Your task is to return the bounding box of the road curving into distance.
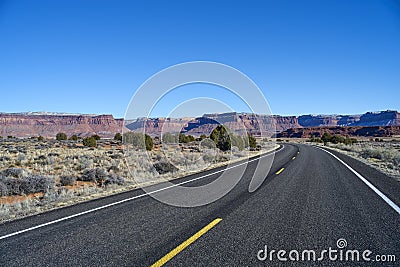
[0,144,399,266]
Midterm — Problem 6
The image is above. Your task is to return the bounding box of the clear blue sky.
[1,0,399,118]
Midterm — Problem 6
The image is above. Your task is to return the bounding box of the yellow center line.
[276,168,285,175]
[151,218,223,267]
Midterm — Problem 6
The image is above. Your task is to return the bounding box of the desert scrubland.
[304,136,400,181]
[0,135,275,222]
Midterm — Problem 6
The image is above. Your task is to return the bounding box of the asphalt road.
[1,144,399,266]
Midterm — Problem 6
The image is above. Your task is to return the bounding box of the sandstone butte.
[0,110,399,138]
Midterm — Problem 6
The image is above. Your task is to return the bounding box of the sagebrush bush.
[60,175,76,186]
[79,168,108,182]
[0,181,8,196]
[3,178,21,195]
[153,162,179,174]
[104,175,125,186]
[360,147,399,163]
[108,165,119,172]
[395,155,400,167]
[203,153,215,163]
[2,175,54,196]
[360,147,382,160]
[20,175,52,194]
[1,167,28,178]
[0,156,11,162]
[36,155,47,161]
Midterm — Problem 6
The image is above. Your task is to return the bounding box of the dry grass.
[320,139,400,181]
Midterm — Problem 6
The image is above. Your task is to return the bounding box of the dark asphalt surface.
[0,144,399,266]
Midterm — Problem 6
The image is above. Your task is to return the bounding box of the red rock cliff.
[0,113,124,138]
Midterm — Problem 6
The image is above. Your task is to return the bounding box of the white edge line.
[316,146,400,215]
[0,145,284,240]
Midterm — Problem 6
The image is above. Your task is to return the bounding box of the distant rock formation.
[1,110,399,138]
[0,113,125,138]
[297,110,400,127]
[276,126,400,138]
[126,110,400,137]
[352,111,400,126]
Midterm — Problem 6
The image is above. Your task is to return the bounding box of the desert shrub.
[330,135,345,144]
[83,137,97,147]
[203,153,215,163]
[3,178,21,195]
[2,175,54,196]
[1,167,28,178]
[201,138,216,149]
[215,155,229,162]
[394,155,400,167]
[231,135,245,151]
[91,134,101,140]
[231,146,239,153]
[199,134,208,140]
[48,152,60,157]
[334,144,354,152]
[0,156,11,162]
[19,175,55,194]
[210,125,231,151]
[69,135,78,141]
[344,136,357,145]
[17,153,26,162]
[0,181,8,196]
[36,155,47,161]
[247,134,257,149]
[60,175,76,186]
[109,153,122,159]
[104,175,125,186]
[153,162,179,174]
[320,133,356,145]
[7,147,18,154]
[76,156,93,170]
[145,134,153,151]
[321,132,332,144]
[124,132,146,149]
[56,132,67,141]
[360,147,382,160]
[37,136,44,141]
[162,132,177,144]
[179,133,195,144]
[114,133,122,141]
[108,165,120,172]
[359,147,398,163]
[79,168,108,183]
[46,156,57,165]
